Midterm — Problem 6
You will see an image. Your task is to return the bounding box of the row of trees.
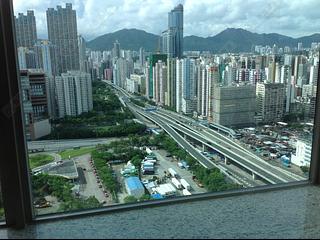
[124,194,151,204]
[52,110,134,127]
[49,123,147,140]
[32,174,101,212]
[153,133,240,192]
[91,150,119,195]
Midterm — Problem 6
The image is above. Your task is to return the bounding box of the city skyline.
[8,0,318,217]
[12,0,320,41]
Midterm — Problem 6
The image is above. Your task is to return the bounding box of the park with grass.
[44,81,147,140]
[29,154,55,169]
[59,147,96,160]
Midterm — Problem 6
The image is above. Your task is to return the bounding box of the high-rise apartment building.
[55,71,93,118]
[17,47,38,69]
[148,54,167,99]
[34,40,58,77]
[256,83,286,123]
[310,64,319,86]
[47,3,80,74]
[15,10,37,48]
[139,47,145,68]
[113,40,121,59]
[181,58,197,114]
[166,58,177,108]
[20,70,52,140]
[207,66,220,121]
[78,35,87,73]
[153,61,167,106]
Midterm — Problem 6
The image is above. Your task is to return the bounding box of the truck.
[145,155,157,160]
[168,168,178,178]
[281,155,291,168]
[143,162,154,167]
[182,189,192,196]
[171,178,183,190]
[141,166,155,175]
[144,159,157,164]
[178,162,184,169]
[180,179,191,191]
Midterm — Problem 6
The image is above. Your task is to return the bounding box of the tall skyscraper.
[148,54,167,99]
[166,58,177,108]
[176,59,183,113]
[78,35,87,73]
[310,64,319,86]
[47,3,80,74]
[113,40,121,59]
[34,40,58,76]
[139,47,145,67]
[181,58,197,114]
[163,4,183,58]
[15,10,37,48]
[153,61,167,105]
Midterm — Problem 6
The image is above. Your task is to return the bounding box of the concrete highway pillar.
[184,134,187,140]
[252,173,257,180]
[224,156,229,165]
[202,144,205,152]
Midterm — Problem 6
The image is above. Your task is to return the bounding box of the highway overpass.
[106,81,306,185]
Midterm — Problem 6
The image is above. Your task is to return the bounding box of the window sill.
[1,182,319,239]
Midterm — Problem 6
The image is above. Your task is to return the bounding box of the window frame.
[0,0,319,229]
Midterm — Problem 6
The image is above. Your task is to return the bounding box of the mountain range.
[87,28,320,53]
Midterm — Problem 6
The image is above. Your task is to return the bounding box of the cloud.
[12,0,320,41]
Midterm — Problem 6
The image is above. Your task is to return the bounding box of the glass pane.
[12,0,317,216]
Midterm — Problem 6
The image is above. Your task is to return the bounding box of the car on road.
[166,154,172,157]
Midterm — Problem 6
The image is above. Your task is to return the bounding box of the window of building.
[0,0,319,229]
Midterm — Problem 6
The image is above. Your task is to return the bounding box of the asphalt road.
[153,110,303,184]
[28,137,128,152]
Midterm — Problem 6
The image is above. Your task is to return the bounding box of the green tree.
[131,156,142,168]
[59,196,102,212]
[139,194,151,202]
[124,196,138,203]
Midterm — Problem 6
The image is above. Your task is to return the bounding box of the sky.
[12,0,320,41]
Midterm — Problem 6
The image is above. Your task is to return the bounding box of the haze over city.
[12,0,320,40]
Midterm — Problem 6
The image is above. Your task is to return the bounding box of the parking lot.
[75,154,111,206]
[141,149,208,196]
